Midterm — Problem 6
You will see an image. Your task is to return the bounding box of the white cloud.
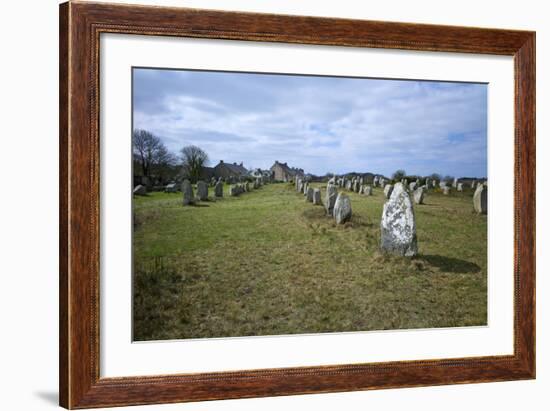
[133,70,487,177]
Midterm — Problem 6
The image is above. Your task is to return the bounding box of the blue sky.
[133,68,487,178]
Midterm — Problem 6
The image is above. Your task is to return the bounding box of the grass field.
[133,182,487,341]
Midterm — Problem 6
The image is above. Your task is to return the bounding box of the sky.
[133,68,487,178]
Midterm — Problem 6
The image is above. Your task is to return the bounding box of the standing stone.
[457,183,463,192]
[312,188,322,205]
[229,185,239,196]
[214,181,223,197]
[164,183,177,193]
[452,178,458,188]
[133,185,147,195]
[182,180,194,205]
[373,176,379,187]
[306,186,314,202]
[380,182,418,256]
[380,178,386,189]
[432,180,437,188]
[345,180,352,191]
[303,182,309,196]
[384,184,394,199]
[333,193,352,224]
[324,184,338,216]
[473,184,488,214]
[244,181,250,192]
[363,185,373,196]
[409,181,417,191]
[196,180,208,201]
[413,187,425,204]
[442,186,450,195]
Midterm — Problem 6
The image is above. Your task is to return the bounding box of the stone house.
[213,160,248,180]
[199,166,216,181]
[270,161,304,182]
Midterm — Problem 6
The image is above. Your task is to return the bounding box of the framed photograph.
[59,1,535,408]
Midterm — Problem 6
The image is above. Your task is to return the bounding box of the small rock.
[164,183,177,193]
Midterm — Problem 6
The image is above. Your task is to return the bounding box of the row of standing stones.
[132,176,271,205]
[296,175,488,257]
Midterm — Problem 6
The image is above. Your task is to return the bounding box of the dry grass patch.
[133,182,487,340]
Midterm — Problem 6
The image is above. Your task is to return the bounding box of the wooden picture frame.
[59,1,535,408]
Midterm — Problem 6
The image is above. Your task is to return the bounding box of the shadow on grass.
[302,208,328,220]
[420,254,481,273]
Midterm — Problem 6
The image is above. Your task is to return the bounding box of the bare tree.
[133,129,178,185]
[180,145,209,183]
[133,129,162,178]
[151,144,177,182]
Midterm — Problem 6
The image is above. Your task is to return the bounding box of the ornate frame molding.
[59,1,535,408]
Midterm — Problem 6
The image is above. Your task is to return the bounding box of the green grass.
[133,182,487,341]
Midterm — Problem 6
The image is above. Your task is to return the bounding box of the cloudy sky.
[133,68,487,178]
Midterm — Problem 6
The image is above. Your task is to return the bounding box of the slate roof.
[214,161,248,175]
[271,161,304,176]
